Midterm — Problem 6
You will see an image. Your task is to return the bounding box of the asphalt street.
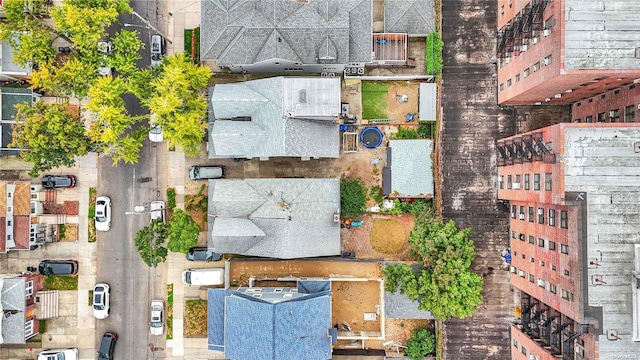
[95,6,166,359]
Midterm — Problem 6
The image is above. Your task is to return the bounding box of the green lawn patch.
[361,81,388,119]
[89,290,94,305]
[426,32,444,75]
[44,276,78,290]
[39,320,46,334]
[184,27,201,62]
[167,284,173,340]
[88,188,97,242]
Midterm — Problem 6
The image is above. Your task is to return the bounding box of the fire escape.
[497,132,555,166]
[497,0,549,60]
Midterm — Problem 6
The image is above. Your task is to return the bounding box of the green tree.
[383,210,483,320]
[405,328,436,360]
[147,53,212,155]
[167,209,200,254]
[10,101,92,177]
[108,29,143,75]
[134,219,169,267]
[340,178,367,219]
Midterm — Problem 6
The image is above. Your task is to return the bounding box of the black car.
[97,332,117,359]
[38,260,78,275]
[42,175,76,189]
[186,247,223,262]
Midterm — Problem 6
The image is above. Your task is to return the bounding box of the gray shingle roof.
[208,286,333,360]
[384,0,436,35]
[207,178,341,259]
[384,140,434,197]
[200,0,372,64]
[209,77,340,159]
[384,291,434,319]
[1,277,27,344]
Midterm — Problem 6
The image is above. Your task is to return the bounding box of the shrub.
[426,32,444,75]
[166,188,176,209]
[167,209,200,254]
[391,126,419,140]
[417,124,432,139]
[406,328,436,359]
[369,186,384,205]
[341,178,367,219]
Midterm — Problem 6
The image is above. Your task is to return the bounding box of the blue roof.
[209,287,333,360]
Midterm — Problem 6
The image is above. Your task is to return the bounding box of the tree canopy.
[167,209,200,254]
[405,328,436,360]
[10,101,92,177]
[134,218,168,267]
[383,210,484,320]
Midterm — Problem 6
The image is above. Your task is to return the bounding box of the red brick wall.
[572,84,640,123]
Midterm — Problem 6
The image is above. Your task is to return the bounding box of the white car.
[97,41,113,76]
[95,196,112,232]
[149,125,163,142]
[150,200,166,223]
[149,300,164,335]
[37,348,78,360]
[92,283,110,319]
[150,34,166,67]
[182,268,225,286]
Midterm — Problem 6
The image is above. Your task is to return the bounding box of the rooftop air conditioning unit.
[609,111,616,118]
[521,44,528,52]
[532,37,539,44]
[543,29,551,37]
[544,58,551,66]
[518,270,525,277]
[519,234,525,240]
[510,266,516,273]
[537,279,546,287]
[512,183,521,189]
[505,57,511,64]
[519,213,525,220]
[538,208,544,215]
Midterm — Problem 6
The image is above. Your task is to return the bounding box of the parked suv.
[42,175,76,189]
[182,268,224,286]
[150,34,166,66]
[187,247,223,262]
[38,260,78,275]
[189,166,224,180]
[97,332,117,359]
[37,348,78,360]
[150,201,166,223]
[97,41,113,76]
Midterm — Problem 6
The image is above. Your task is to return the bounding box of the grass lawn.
[167,284,173,340]
[361,81,389,119]
[184,299,208,337]
[88,188,97,242]
[369,218,406,254]
[184,27,201,62]
[44,276,78,290]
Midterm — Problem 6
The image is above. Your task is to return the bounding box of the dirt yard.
[369,218,408,254]
[332,280,383,333]
[341,214,415,260]
[386,81,420,123]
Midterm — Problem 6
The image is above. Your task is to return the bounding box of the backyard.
[361,81,420,122]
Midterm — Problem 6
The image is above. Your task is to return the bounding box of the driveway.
[440,0,517,359]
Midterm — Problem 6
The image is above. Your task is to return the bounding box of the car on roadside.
[97,41,113,76]
[93,283,110,319]
[189,165,224,180]
[150,200,166,223]
[182,268,225,286]
[37,348,78,360]
[95,196,112,232]
[97,332,117,360]
[42,175,76,189]
[149,125,163,142]
[149,300,164,335]
[38,260,78,276]
[150,34,166,67]
[186,247,223,262]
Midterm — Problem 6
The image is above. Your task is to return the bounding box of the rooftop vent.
[299,89,307,103]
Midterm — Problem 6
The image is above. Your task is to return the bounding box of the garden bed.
[44,275,78,290]
[184,299,208,337]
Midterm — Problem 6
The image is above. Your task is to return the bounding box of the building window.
[543,55,552,65]
[560,210,568,228]
[549,241,556,251]
[529,274,535,283]
[528,207,535,222]
[550,284,557,294]
[514,174,521,189]
[515,73,521,83]
[521,346,527,355]
[511,205,516,219]
[513,339,519,348]
[610,109,620,122]
[528,235,535,244]
[625,105,635,122]
[584,115,592,123]
[533,62,540,72]
[548,209,556,226]
[524,174,530,190]
[540,260,545,267]
[534,174,541,190]
[561,289,573,301]
[523,68,530,77]
[544,173,552,190]
[499,83,505,92]
[507,175,512,189]
[551,264,556,271]
[499,175,504,189]
[597,112,606,122]
[507,79,512,87]
[561,244,569,254]
[538,208,545,224]
[538,238,545,247]
[530,257,535,263]
[573,118,581,123]
[25,320,34,337]
[511,230,517,238]
[519,206,525,220]
[26,281,34,297]
[564,269,570,276]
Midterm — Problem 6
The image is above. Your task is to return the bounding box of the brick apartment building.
[571,83,639,123]
[497,123,640,359]
[496,0,640,105]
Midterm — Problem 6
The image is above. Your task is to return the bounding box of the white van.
[181,268,224,286]
[150,201,166,223]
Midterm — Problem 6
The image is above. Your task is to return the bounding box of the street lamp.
[123,23,148,30]
[129,11,172,44]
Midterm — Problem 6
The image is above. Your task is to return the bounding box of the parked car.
[97,41,113,76]
[149,125,163,142]
[189,165,224,180]
[37,348,78,360]
[149,300,164,336]
[97,332,117,360]
[42,175,76,189]
[95,196,112,232]
[150,34,166,66]
[186,247,223,262]
[93,283,110,319]
[150,200,166,223]
[38,260,78,275]
[181,268,224,286]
